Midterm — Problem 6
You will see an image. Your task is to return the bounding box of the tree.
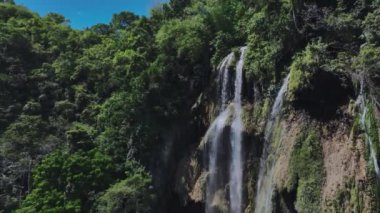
[156,16,210,62]
[17,150,115,213]
[95,162,154,213]
[0,115,60,212]
[45,13,67,25]
[111,11,138,29]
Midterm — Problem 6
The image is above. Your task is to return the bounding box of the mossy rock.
[287,126,324,212]
[287,41,354,119]
[328,181,364,213]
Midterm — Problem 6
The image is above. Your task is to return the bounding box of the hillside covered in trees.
[1,0,380,212]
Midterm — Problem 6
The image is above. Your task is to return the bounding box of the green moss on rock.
[288,127,324,212]
[327,180,364,212]
[366,104,380,159]
[287,40,328,102]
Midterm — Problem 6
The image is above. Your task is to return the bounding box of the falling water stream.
[220,53,234,110]
[357,77,380,178]
[205,47,246,213]
[229,47,246,213]
[360,107,380,177]
[207,57,378,212]
[206,52,234,213]
[254,74,290,213]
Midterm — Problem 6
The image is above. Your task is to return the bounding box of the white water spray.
[254,74,290,213]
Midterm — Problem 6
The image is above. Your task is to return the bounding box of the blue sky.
[15,0,166,29]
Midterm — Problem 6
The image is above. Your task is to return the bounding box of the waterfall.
[229,47,246,213]
[206,108,231,213]
[360,107,380,177]
[219,53,234,110]
[357,77,380,178]
[254,74,290,213]
[264,74,290,141]
[205,47,246,213]
[206,52,234,213]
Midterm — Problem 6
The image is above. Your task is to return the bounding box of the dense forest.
[0,0,380,212]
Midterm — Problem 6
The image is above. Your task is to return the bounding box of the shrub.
[156,16,209,63]
[95,162,154,213]
[287,40,328,101]
[288,128,324,212]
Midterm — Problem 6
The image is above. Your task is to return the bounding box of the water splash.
[229,47,247,213]
[254,74,290,213]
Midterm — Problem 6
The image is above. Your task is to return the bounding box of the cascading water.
[254,74,290,213]
[220,53,234,110]
[264,74,290,141]
[361,107,380,177]
[229,47,246,213]
[356,77,380,178]
[206,52,234,213]
[205,47,246,213]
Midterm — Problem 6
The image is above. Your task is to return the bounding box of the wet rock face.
[291,70,354,120]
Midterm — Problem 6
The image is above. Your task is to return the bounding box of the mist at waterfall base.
[205,47,246,213]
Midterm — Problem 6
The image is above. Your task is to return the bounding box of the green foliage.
[355,44,380,77]
[66,122,95,151]
[95,162,154,213]
[184,0,248,68]
[288,127,324,212]
[0,115,60,211]
[156,16,209,63]
[202,0,246,35]
[22,100,41,115]
[97,91,142,129]
[211,31,234,67]
[245,1,293,88]
[0,3,34,21]
[363,102,380,163]
[328,180,363,212]
[111,11,138,29]
[44,13,67,25]
[247,34,282,83]
[17,150,115,213]
[2,0,380,212]
[0,115,55,161]
[287,40,328,101]
[16,190,80,213]
[363,8,380,45]
[96,90,159,167]
[54,100,76,120]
